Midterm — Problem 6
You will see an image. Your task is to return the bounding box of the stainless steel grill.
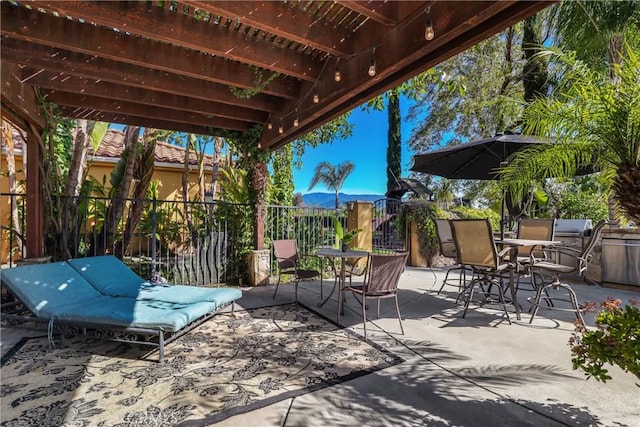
[554,219,594,269]
[555,219,593,236]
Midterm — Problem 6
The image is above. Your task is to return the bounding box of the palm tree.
[308,161,355,209]
[502,41,640,223]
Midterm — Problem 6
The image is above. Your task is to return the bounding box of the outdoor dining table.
[315,248,369,314]
[494,238,562,320]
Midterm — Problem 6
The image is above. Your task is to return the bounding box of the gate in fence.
[372,198,405,253]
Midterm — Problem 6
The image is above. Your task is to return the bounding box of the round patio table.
[316,248,369,315]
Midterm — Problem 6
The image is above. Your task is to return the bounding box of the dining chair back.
[450,219,498,269]
[529,220,608,326]
[434,219,456,258]
[449,219,513,323]
[271,239,322,302]
[434,219,465,294]
[343,252,408,340]
[516,218,556,259]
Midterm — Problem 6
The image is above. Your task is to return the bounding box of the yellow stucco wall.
[0,153,213,263]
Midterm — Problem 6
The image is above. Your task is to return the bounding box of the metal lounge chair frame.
[0,256,242,362]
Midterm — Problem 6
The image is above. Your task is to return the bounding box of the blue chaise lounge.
[1,256,242,362]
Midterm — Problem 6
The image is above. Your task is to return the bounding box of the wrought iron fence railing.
[1,193,348,285]
[1,193,251,286]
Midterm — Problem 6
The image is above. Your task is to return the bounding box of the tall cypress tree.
[386,88,401,194]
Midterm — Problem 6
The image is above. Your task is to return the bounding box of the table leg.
[339,257,346,315]
[508,266,521,320]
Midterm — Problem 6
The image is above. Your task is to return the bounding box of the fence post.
[151,196,157,277]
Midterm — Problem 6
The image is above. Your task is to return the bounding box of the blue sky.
[294,98,417,196]
[109,96,420,196]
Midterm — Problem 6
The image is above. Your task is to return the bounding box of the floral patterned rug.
[1,303,402,426]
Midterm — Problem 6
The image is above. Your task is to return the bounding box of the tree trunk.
[522,15,548,103]
[612,165,640,225]
[61,119,95,258]
[97,125,140,254]
[210,137,223,201]
[119,128,157,256]
[182,134,195,244]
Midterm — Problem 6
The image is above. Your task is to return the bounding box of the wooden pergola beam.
[56,106,235,138]
[0,30,298,100]
[188,1,353,58]
[44,91,252,132]
[23,1,324,81]
[22,69,268,124]
[262,0,551,149]
[1,62,45,257]
[337,1,399,26]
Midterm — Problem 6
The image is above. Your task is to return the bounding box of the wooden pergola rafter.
[0,0,553,256]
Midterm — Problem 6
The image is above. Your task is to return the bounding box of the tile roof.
[3,128,217,168]
[95,130,216,167]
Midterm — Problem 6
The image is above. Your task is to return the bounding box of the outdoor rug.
[1,303,403,426]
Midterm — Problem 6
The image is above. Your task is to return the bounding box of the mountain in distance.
[302,192,384,208]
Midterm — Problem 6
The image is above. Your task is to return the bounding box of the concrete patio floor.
[224,266,639,427]
[1,266,638,426]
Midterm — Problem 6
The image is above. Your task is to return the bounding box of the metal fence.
[1,193,405,285]
[372,198,405,253]
[0,193,250,285]
[265,204,341,272]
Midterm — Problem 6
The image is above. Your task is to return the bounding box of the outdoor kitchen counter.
[601,228,640,290]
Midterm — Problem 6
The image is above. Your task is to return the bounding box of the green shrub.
[570,298,640,382]
[398,199,446,265]
[450,206,501,231]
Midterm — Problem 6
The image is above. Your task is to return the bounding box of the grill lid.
[555,219,593,235]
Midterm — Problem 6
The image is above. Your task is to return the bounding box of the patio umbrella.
[410,134,594,237]
[410,134,544,180]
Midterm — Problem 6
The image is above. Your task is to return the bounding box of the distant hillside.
[302,192,384,208]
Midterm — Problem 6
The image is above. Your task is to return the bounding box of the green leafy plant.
[332,215,361,249]
[570,297,640,382]
[397,199,442,263]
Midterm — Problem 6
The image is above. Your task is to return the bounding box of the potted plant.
[332,216,361,252]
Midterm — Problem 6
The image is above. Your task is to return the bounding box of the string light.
[267,121,273,130]
[313,91,319,103]
[368,48,377,77]
[293,111,299,127]
[424,19,434,41]
[278,120,284,134]
[334,67,342,82]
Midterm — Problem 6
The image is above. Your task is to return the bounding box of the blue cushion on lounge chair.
[67,255,149,297]
[67,255,242,306]
[52,297,218,332]
[137,285,242,308]
[1,262,102,318]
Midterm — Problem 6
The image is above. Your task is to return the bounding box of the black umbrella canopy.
[410,134,545,180]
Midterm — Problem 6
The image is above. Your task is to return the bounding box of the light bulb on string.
[293,115,299,127]
[334,67,341,82]
[278,120,284,134]
[267,121,273,130]
[313,91,319,103]
[424,19,434,41]
[368,59,376,77]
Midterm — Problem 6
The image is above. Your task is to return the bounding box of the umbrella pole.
[500,190,506,240]
[500,161,507,240]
